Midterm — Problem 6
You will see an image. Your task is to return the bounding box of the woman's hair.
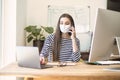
[52,13,75,61]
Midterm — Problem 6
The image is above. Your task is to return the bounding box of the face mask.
[60,25,71,33]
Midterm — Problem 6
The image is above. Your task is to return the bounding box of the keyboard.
[95,61,120,65]
[86,61,120,65]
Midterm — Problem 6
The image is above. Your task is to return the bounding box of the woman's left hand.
[70,27,79,52]
[70,27,76,39]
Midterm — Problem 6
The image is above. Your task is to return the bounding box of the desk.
[0,62,120,80]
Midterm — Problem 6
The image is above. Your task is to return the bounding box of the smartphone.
[68,27,72,36]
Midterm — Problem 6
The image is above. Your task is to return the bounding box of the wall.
[16,0,107,50]
[16,0,26,46]
[26,0,107,30]
[1,0,16,80]
[0,0,2,66]
[2,0,16,65]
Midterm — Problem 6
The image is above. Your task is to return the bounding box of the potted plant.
[24,25,54,53]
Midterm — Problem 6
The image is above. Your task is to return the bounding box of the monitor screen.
[88,8,120,62]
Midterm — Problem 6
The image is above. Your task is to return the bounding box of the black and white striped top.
[40,34,81,62]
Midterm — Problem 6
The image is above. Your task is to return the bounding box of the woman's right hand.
[40,56,45,64]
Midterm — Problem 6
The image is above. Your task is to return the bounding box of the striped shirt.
[40,34,81,62]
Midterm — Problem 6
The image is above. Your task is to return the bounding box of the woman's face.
[59,17,72,33]
[60,17,71,26]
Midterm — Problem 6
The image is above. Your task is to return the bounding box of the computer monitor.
[88,8,120,62]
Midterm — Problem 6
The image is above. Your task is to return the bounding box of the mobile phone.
[68,29,72,36]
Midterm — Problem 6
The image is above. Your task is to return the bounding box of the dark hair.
[52,13,75,61]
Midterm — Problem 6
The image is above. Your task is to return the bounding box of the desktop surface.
[0,62,120,80]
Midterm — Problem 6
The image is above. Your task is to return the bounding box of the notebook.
[16,46,53,69]
[16,46,41,69]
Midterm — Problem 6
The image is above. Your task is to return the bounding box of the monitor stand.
[105,37,120,71]
[116,37,120,55]
[110,37,120,60]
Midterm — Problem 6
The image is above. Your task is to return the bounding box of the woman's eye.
[66,24,70,25]
[60,21,70,25]
[65,22,70,25]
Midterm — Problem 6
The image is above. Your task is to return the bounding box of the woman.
[40,13,81,64]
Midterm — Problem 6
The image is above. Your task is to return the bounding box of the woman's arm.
[70,27,79,52]
[40,34,54,64]
[70,27,81,62]
[72,38,81,62]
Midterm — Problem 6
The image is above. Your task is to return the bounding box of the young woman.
[40,13,81,64]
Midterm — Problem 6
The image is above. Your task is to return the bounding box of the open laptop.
[16,46,52,69]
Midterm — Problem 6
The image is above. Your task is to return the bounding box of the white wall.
[16,0,107,47]
[1,0,16,80]
[26,0,107,30]
[2,0,16,65]
[0,0,2,66]
[16,0,26,46]
[89,0,107,30]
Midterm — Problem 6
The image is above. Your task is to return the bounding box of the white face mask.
[60,25,71,33]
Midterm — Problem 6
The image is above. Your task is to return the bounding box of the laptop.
[16,46,51,69]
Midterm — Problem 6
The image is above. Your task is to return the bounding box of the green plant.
[24,25,54,43]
